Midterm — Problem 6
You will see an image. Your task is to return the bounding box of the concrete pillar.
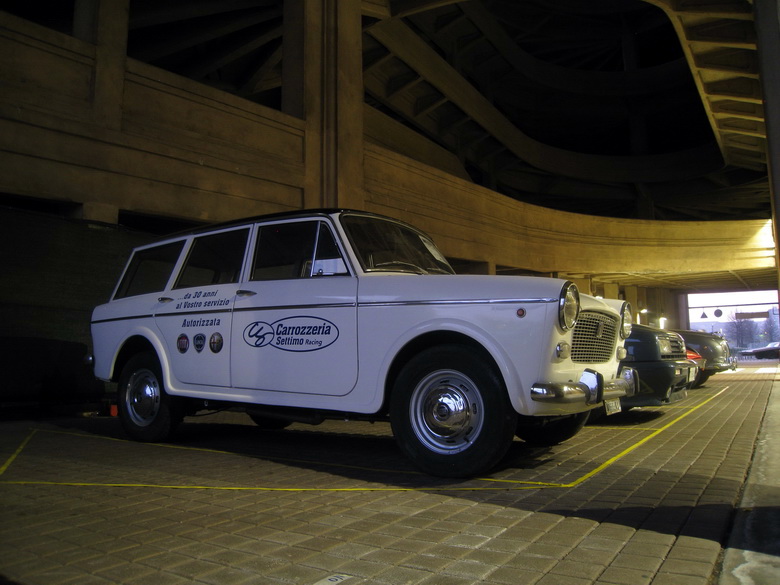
[677,293,690,330]
[754,0,780,289]
[73,0,98,43]
[91,0,129,130]
[282,0,305,118]
[603,283,620,300]
[570,278,593,296]
[624,285,639,317]
[287,0,365,210]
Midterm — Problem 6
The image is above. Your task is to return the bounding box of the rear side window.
[114,241,185,299]
[175,228,249,289]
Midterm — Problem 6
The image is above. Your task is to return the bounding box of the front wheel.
[691,370,711,388]
[390,345,517,477]
[117,352,181,442]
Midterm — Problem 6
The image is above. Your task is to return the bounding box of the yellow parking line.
[0,387,729,492]
[483,386,728,488]
[0,428,37,476]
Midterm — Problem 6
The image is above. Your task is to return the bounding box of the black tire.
[117,352,181,442]
[248,414,292,430]
[515,411,590,447]
[692,371,711,388]
[390,345,517,477]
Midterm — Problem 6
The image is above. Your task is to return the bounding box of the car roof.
[154,208,414,240]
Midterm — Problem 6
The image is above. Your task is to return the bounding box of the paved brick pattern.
[0,364,774,585]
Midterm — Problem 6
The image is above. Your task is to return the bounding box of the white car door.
[230,219,359,396]
[154,227,250,388]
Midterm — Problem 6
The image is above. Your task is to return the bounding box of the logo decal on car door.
[243,316,339,352]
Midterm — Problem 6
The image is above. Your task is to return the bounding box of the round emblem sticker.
[177,334,189,354]
[209,332,223,353]
[194,333,206,353]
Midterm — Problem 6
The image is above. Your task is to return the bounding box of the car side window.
[251,221,347,281]
[174,228,249,289]
[114,241,185,299]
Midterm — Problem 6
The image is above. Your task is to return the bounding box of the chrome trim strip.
[91,314,154,325]
[93,303,359,324]
[94,309,232,324]
[155,308,234,319]
[233,302,357,313]
[94,298,550,323]
[359,298,556,308]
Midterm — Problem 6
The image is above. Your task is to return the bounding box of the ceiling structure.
[5,0,777,292]
[364,0,768,222]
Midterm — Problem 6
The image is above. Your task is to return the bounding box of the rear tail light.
[687,348,703,360]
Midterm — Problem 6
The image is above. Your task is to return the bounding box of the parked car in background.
[618,324,697,410]
[686,347,706,374]
[740,341,780,360]
[674,329,738,386]
[91,209,636,477]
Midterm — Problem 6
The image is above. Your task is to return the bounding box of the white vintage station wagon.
[91,210,636,477]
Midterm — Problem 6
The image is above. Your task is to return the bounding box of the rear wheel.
[515,411,590,447]
[117,352,181,442]
[390,345,517,477]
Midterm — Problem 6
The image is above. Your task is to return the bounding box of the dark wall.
[0,206,153,349]
[0,206,156,405]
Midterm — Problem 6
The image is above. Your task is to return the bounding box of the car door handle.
[158,296,174,303]
[236,290,257,297]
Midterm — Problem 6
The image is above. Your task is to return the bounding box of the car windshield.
[341,214,454,275]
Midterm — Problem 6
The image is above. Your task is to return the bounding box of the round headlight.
[558,282,580,331]
[620,302,633,339]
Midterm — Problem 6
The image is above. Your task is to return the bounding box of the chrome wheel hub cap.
[410,370,485,454]
[125,368,161,427]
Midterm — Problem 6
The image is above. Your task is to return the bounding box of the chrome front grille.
[571,311,619,363]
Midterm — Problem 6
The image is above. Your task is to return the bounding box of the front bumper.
[626,358,697,402]
[530,366,637,405]
[709,356,738,373]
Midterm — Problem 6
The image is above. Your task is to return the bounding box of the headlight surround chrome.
[620,302,633,339]
[558,282,580,331]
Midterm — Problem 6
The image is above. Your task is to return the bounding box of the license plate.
[604,398,621,415]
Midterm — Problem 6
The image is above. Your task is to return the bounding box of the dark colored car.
[740,341,780,360]
[675,329,738,386]
[618,325,697,410]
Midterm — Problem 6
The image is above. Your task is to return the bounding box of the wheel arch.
[112,335,159,382]
[384,331,504,412]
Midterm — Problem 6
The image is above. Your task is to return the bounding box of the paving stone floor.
[1,362,777,585]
